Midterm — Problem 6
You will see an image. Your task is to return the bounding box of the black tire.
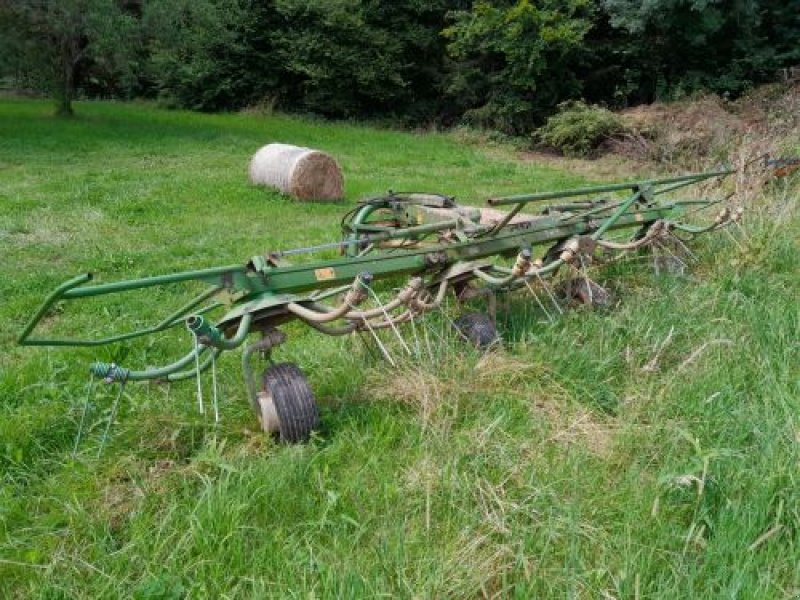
[562,277,611,308]
[261,363,318,443]
[651,238,688,276]
[454,312,499,350]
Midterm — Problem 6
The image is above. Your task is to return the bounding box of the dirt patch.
[616,95,744,165]
[730,83,800,134]
[547,410,616,458]
[521,83,798,174]
[474,352,541,390]
[612,84,799,167]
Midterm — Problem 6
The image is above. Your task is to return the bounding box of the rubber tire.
[651,239,687,276]
[261,363,319,443]
[454,312,499,350]
[563,278,611,309]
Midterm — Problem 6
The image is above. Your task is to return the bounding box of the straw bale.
[248,143,344,201]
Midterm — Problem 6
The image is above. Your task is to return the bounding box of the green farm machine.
[19,170,741,444]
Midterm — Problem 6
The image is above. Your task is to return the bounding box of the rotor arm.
[17,265,251,347]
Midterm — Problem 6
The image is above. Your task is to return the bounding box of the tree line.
[1,0,798,132]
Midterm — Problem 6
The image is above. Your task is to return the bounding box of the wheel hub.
[256,390,280,433]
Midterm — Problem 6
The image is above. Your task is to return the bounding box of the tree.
[443,0,591,134]
[600,0,775,99]
[0,0,138,116]
[143,0,462,122]
[271,0,459,121]
[142,0,274,111]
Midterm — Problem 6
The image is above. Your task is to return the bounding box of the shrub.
[535,101,626,157]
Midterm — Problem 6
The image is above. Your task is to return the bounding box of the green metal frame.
[19,170,734,382]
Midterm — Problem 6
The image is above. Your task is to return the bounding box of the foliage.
[271,0,456,121]
[141,0,457,119]
[1,0,799,131]
[443,0,591,134]
[142,0,270,111]
[0,0,139,115]
[535,100,626,156]
[601,0,800,102]
[270,0,407,117]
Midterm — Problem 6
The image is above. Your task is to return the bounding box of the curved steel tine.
[365,284,412,356]
[73,376,96,457]
[524,280,553,323]
[97,381,126,458]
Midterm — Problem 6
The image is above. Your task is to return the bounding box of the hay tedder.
[19,170,742,444]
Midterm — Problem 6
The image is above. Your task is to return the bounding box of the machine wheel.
[454,312,499,350]
[562,277,611,309]
[651,238,688,276]
[258,363,318,443]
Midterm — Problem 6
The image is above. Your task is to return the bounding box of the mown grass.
[1,98,798,598]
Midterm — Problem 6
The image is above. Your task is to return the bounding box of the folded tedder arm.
[19,169,740,442]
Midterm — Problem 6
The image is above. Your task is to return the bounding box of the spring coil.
[89,362,130,383]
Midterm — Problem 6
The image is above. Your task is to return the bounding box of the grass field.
[1,98,798,598]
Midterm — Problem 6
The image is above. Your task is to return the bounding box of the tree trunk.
[56,63,75,117]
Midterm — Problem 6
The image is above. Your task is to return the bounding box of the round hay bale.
[248,143,344,201]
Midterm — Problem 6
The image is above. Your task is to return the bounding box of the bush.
[534,101,626,157]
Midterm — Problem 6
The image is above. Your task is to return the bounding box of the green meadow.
[1,98,798,598]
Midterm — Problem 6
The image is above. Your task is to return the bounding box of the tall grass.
[0,98,798,598]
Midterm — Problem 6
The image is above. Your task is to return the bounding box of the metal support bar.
[487,202,525,236]
[18,273,93,344]
[487,170,732,206]
[591,190,643,240]
[20,284,224,347]
[186,313,254,350]
[63,266,245,298]
[279,218,465,258]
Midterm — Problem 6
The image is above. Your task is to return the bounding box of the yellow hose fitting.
[511,248,533,277]
[399,277,425,302]
[559,238,581,263]
[343,272,373,306]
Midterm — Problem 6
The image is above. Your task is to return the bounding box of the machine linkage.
[19,169,742,443]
